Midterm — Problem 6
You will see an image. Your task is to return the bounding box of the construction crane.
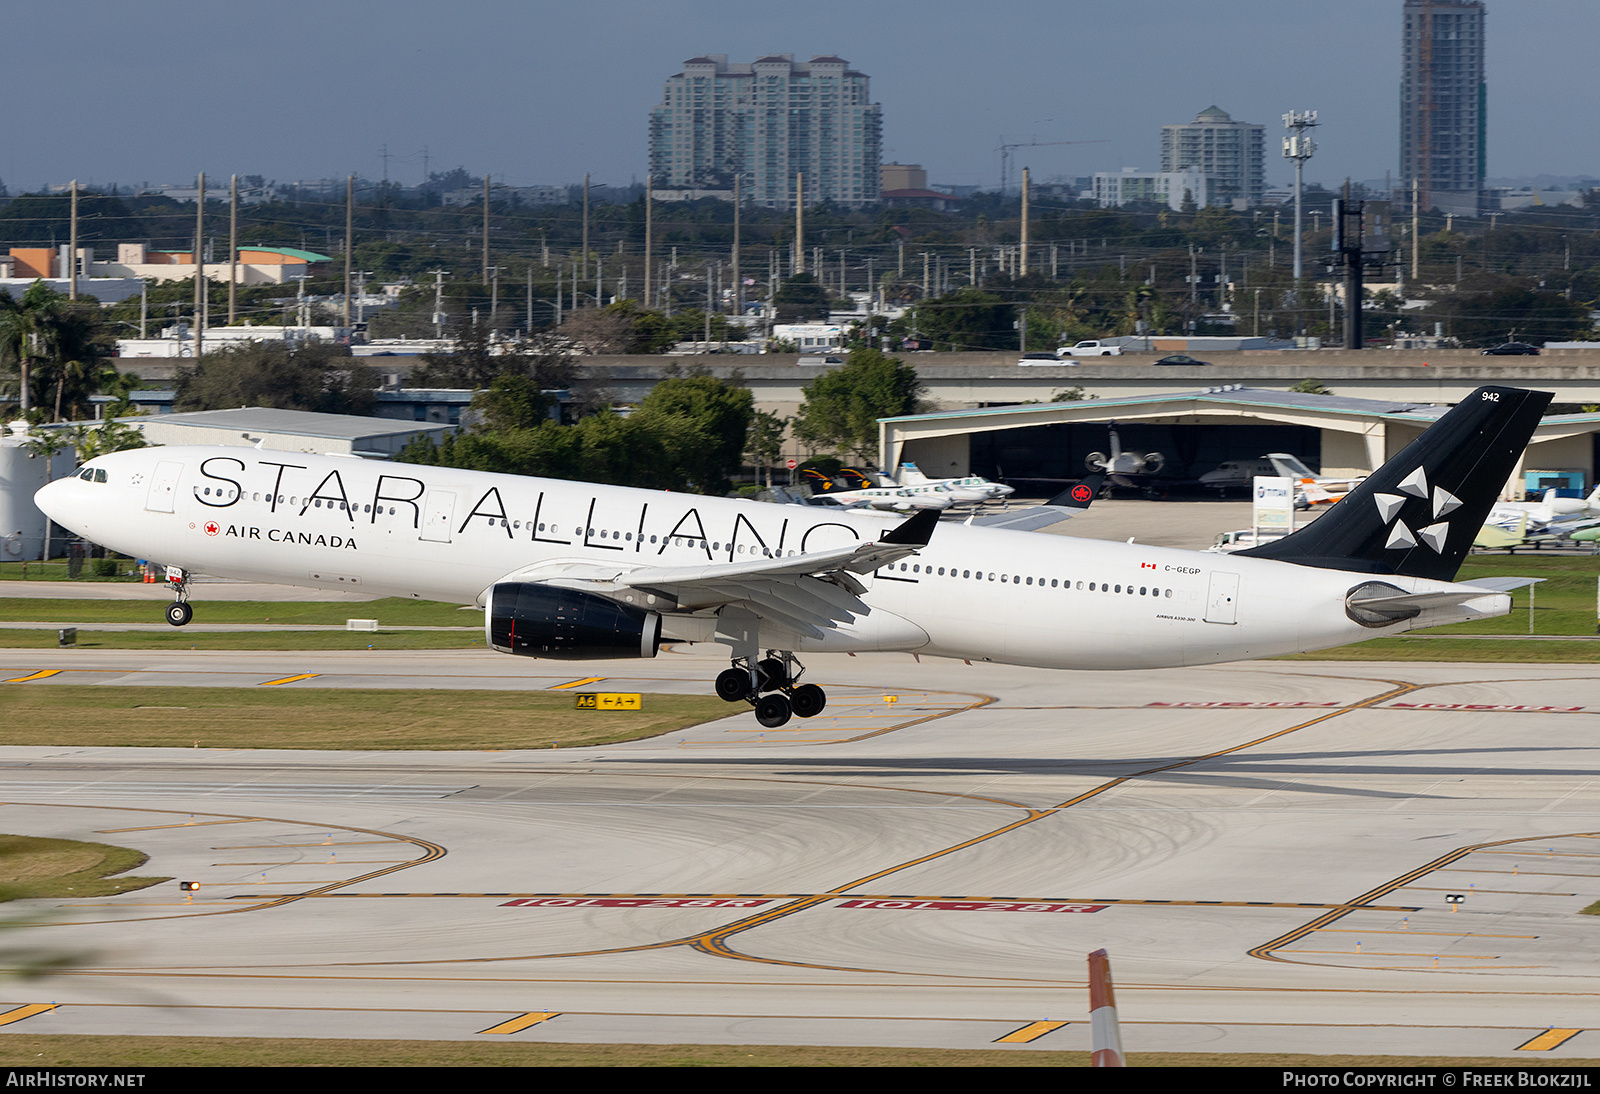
[997,138,1109,195]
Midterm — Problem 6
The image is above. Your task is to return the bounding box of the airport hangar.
[877,386,1600,498]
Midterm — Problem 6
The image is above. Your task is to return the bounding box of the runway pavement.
[0,645,1597,1059]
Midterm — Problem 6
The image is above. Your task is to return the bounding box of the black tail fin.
[800,468,842,493]
[1238,385,1551,581]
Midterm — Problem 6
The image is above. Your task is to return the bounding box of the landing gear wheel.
[754,693,792,728]
[790,684,826,719]
[715,668,749,702]
[756,657,789,691]
[165,601,192,627]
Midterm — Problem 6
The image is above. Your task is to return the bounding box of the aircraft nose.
[34,476,88,537]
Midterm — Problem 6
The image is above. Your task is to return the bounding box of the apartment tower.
[1400,1,1486,216]
[1160,107,1265,208]
[648,54,882,210]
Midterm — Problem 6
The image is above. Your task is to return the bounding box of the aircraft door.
[145,461,184,513]
[1204,571,1239,625]
[421,491,455,543]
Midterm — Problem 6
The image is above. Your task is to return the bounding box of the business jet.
[35,385,1548,730]
[1084,421,1165,487]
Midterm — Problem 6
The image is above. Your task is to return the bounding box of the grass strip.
[0,1036,1596,1067]
[0,835,167,900]
[0,686,731,750]
[0,629,487,651]
[0,598,472,626]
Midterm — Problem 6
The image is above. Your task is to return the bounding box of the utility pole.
[68,180,78,301]
[794,173,804,274]
[482,175,492,284]
[581,173,590,280]
[1282,111,1318,283]
[732,174,741,316]
[194,173,205,360]
[644,175,653,311]
[229,174,238,325]
[344,174,355,327]
[1411,177,1420,281]
[1019,167,1030,276]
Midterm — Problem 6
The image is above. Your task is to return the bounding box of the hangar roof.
[877,385,1600,473]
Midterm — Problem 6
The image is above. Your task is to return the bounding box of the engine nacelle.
[486,583,661,660]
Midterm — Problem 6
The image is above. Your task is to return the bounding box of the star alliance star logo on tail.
[1373,466,1461,553]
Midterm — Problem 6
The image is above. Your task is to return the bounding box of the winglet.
[879,506,940,546]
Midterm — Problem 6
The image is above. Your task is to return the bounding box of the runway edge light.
[1088,948,1125,1067]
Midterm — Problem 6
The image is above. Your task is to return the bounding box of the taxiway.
[0,646,1596,1058]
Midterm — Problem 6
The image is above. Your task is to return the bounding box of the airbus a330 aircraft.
[35,385,1548,729]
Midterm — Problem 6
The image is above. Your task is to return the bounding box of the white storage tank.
[0,423,77,561]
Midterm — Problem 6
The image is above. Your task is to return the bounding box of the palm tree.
[0,282,109,421]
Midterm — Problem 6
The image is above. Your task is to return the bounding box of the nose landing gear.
[714,650,827,728]
[164,567,192,627]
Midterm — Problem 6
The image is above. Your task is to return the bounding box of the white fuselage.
[36,446,1511,671]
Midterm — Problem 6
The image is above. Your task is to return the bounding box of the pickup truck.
[1061,340,1123,357]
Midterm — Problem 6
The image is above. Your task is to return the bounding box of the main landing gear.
[164,567,192,627]
[715,650,827,729]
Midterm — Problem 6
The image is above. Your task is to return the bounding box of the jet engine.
[486,583,661,659]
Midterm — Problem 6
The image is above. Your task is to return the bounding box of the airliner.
[34,385,1548,729]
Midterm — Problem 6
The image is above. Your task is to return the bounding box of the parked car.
[797,355,845,366]
[1061,340,1123,357]
[1018,352,1077,366]
[1481,342,1541,356]
[1152,354,1211,366]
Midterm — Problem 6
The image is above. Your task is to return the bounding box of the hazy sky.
[6,0,1593,194]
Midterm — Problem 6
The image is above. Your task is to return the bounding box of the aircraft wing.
[967,474,1104,532]
[501,508,939,639]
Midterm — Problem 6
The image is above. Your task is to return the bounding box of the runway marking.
[839,899,1107,914]
[0,801,444,924]
[228,892,1422,912]
[1517,1028,1583,1051]
[1297,950,1501,960]
[1401,886,1576,896]
[503,897,772,909]
[212,842,398,849]
[3,669,61,683]
[477,1011,561,1034]
[549,677,604,690]
[258,673,320,686]
[1252,830,1600,967]
[1320,929,1539,939]
[97,819,256,833]
[0,1004,56,1026]
[994,1020,1068,1043]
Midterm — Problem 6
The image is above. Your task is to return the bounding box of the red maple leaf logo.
[203,521,220,536]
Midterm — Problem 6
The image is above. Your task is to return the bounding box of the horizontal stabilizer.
[1461,576,1545,593]
[1347,587,1510,613]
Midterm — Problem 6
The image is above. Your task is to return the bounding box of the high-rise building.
[1400,1,1486,217]
[1160,107,1265,209]
[648,54,882,210]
